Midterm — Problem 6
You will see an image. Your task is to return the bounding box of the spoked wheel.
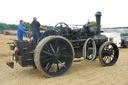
[34,36,74,77]
[99,42,119,66]
[55,22,69,28]
[83,38,97,61]
[55,22,70,32]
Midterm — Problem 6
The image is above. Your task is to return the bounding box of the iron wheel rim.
[39,38,73,76]
[101,43,119,65]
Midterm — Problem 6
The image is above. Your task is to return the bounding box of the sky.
[0,0,128,28]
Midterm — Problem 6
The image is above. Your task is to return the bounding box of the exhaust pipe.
[95,11,102,35]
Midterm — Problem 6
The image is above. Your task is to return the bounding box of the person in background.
[31,17,46,47]
[17,20,27,40]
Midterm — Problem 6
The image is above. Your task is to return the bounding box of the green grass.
[121,33,128,36]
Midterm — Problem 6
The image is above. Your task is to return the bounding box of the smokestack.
[95,11,102,35]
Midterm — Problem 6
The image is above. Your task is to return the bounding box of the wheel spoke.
[111,55,114,58]
[49,43,55,53]
[42,50,53,56]
[104,56,108,62]
[45,62,52,72]
[57,64,59,71]
[58,60,66,68]
[60,44,68,52]
[60,54,69,61]
[45,62,50,71]
[56,46,60,53]
[42,57,52,63]
[55,39,59,48]
[61,54,69,58]
[107,56,111,63]
[111,55,115,60]
[53,63,57,72]
[45,44,51,51]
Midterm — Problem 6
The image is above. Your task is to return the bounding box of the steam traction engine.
[7,12,119,77]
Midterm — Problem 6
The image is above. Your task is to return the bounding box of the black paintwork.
[10,12,108,67]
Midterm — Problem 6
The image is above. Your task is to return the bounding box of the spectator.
[17,20,27,40]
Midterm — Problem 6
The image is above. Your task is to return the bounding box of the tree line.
[1,21,128,36]
[0,23,17,30]
[0,22,55,31]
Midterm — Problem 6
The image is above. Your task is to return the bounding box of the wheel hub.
[104,50,113,56]
[54,53,60,58]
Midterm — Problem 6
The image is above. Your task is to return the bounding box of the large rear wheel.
[34,36,74,77]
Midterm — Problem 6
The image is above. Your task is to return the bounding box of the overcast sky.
[0,0,128,27]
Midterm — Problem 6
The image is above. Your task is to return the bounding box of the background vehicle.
[101,32,121,47]
[7,12,119,77]
[121,36,128,48]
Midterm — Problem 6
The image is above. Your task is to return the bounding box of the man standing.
[17,20,27,40]
[31,17,46,47]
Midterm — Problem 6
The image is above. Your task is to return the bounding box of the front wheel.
[98,42,119,66]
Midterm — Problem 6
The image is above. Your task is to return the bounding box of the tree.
[23,22,32,31]
[121,33,128,36]
[42,25,55,30]
[0,23,18,30]
[89,21,96,31]
[8,24,17,30]
[0,23,9,30]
